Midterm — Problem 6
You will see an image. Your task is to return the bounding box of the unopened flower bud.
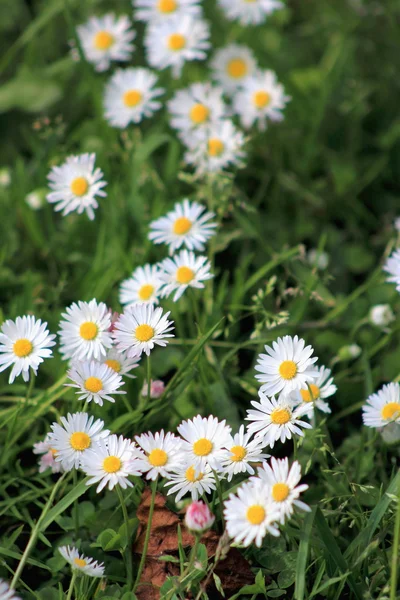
[25,189,46,210]
[307,249,329,270]
[0,167,11,188]
[185,501,215,533]
[369,304,394,328]
[141,379,165,399]
[338,344,361,361]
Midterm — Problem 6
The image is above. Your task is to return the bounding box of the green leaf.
[294,507,316,600]
[40,478,89,532]
[0,68,62,113]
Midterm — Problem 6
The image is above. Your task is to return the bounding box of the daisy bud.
[25,189,45,210]
[337,344,361,361]
[0,167,11,187]
[307,249,329,270]
[369,304,394,328]
[185,500,215,533]
[141,379,165,399]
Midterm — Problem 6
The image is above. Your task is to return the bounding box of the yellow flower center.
[176,266,195,284]
[246,505,266,525]
[123,89,143,107]
[13,338,33,358]
[79,321,98,341]
[148,448,168,467]
[189,103,210,124]
[138,284,155,301]
[70,176,89,197]
[135,324,154,342]
[253,91,271,108]
[208,138,224,157]
[272,482,290,502]
[103,456,122,473]
[193,438,213,456]
[105,359,121,373]
[173,216,192,235]
[69,432,91,451]
[185,465,204,482]
[381,402,400,421]
[50,448,58,456]
[279,360,297,380]
[230,445,247,462]
[85,376,103,394]
[300,384,320,402]
[74,557,87,568]
[168,33,186,51]
[270,407,291,425]
[226,58,248,79]
[94,30,114,50]
[158,0,177,12]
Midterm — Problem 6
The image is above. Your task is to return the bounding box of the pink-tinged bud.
[141,379,165,399]
[185,501,215,533]
[107,310,120,333]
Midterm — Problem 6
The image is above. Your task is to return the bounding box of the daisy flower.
[47,153,107,220]
[33,434,63,474]
[164,463,216,502]
[134,430,183,480]
[0,316,56,384]
[293,365,336,415]
[159,250,213,301]
[384,249,400,292]
[58,299,113,362]
[255,335,319,397]
[113,304,174,358]
[104,68,164,129]
[148,199,216,255]
[362,383,400,428]
[0,580,20,600]
[82,434,142,493]
[101,348,140,379]
[218,0,283,26]
[133,0,202,22]
[255,458,310,524]
[246,392,312,448]
[211,44,257,94]
[144,15,210,78]
[233,70,290,131]
[221,425,269,482]
[66,360,126,406]
[49,413,110,471]
[119,264,163,307]
[76,13,135,72]
[224,479,280,547]
[168,82,226,138]
[177,414,232,472]
[59,546,104,577]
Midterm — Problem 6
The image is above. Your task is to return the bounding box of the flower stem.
[132,479,157,594]
[390,479,400,600]
[212,469,224,529]
[66,570,77,600]
[116,485,133,589]
[73,469,80,541]
[146,355,151,405]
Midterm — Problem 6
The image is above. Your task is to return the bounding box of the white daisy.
[113,304,174,358]
[47,153,107,221]
[66,360,126,406]
[0,580,20,600]
[81,434,142,493]
[384,249,400,292]
[211,44,257,94]
[134,430,183,480]
[76,13,135,72]
[58,299,113,362]
[246,392,312,448]
[233,70,290,131]
[104,68,164,129]
[183,119,246,175]
[164,463,216,501]
[218,0,283,26]
[362,383,400,428]
[0,316,56,384]
[49,412,110,471]
[119,264,163,307]
[224,479,280,547]
[33,434,63,474]
[144,15,210,78]
[101,348,140,379]
[292,365,336,415]
[148,198,216,255]
[59,546,104,577]
[221,425,269,482]
[167,82,226,138]
[133,0,202,22]
[159,250,213,302]
[255,335,319,397]
[255,458,310,524]
[177,414,232,472]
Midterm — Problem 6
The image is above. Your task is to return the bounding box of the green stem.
[390,479,400,600]
[116,485,133,589]
[146,355,151,406]
[66,570,77,600]
[133,479,157,594]
[212,469,224,529]
[10,472,67,589]
[73,470,80,541]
